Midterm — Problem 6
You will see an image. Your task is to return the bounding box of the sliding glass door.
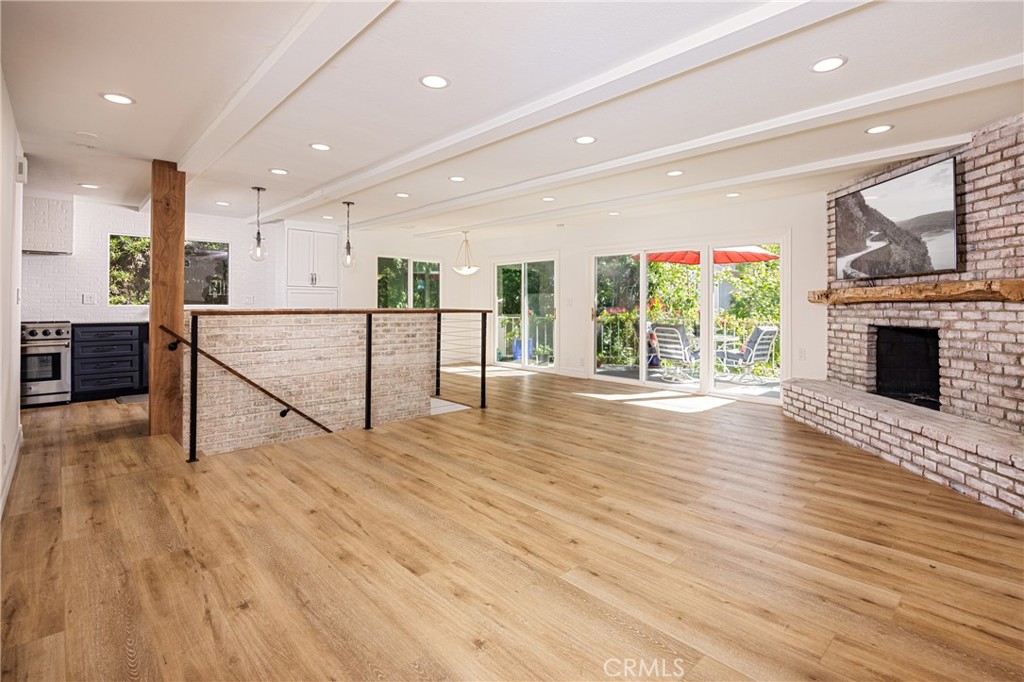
[593,254,640,379]
[496,260,556,369]
[711,243,781,398]
[646,251,702,389]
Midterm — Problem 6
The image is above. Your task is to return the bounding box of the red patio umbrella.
[644,245,778,264]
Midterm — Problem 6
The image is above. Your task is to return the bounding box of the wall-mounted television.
[835,158,957,280]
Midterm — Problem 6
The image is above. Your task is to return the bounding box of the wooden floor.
[2,373,1022,681]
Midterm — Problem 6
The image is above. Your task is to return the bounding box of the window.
[377,257,440,308]
[108,235,230,306]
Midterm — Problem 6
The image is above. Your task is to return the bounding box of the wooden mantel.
[808,278,1024,305]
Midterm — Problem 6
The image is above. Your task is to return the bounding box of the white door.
[286,229,315,287]
[312,231,340,287]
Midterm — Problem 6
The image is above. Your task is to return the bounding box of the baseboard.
[1,424,23,517]
[557,367,589,379]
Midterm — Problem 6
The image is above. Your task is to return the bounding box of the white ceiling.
[3,1,1022,240]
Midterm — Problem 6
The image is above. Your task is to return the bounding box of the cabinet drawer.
[74,326,139,342]
[75,340,139,358]
[73,373,139,393]
[74,357,139,375]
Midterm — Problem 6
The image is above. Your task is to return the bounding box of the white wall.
[1,71,24,512]
[21,200,277,323]
[451,192,829,381]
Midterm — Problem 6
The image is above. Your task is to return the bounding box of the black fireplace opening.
[874,326,940,410]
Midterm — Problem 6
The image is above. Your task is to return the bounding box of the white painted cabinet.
[286,287,339,308]
[286,228,338,287]
[285,227,339,308]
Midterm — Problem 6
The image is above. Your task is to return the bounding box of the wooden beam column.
[149,160,185,441]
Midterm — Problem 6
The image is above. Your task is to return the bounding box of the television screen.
[835,158,956,280]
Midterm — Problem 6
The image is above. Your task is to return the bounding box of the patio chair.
[715,326,778,384]
[652,326,698,382]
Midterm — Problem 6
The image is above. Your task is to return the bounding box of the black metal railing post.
[435,312,442,396]
[480,311,487,409]
[365,313,373,430]
[188,314,198,463]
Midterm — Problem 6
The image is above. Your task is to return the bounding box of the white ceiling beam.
[135,1,394,211]
[258,0,870,221]
[413,134,974,237]
[353,56,1020,231]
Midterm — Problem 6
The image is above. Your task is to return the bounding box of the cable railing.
[159,308,490,461]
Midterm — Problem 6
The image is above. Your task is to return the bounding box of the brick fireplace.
[783,113,1024,518]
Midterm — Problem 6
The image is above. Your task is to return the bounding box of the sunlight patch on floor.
[624,395,734,413]
[441,365,534,378]
[430,398,470,415]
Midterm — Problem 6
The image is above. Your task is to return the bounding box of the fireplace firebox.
[874,326,940,410]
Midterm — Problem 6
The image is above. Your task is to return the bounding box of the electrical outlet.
[244,296,255,305]
[82,293,96,305]
[798,347,806,361]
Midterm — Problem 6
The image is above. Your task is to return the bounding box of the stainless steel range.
[21,321,71,406]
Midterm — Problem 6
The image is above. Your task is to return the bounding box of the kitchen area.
[18,195,290,410]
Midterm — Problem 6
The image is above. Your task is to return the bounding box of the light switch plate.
[82,293,96,305]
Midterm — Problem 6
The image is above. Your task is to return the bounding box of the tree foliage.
[109,235,151,305]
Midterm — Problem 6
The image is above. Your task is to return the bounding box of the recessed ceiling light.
[811,56,847,73]
[269,168,289,175]
[608,211,621,216]
[449,176,465,182]
[575,136,597,145]
[102,93,134,105]
[309,143,331,151]
[78,183,100,189]
[725,192,741,198]
[865,124,894,135]
[215,201,230,206]
[395,192,411,198]
[542,197,555,202]
[666,170,684,177]
[321,215,333,220]
[73,131,99,139]
[420,75,450,89]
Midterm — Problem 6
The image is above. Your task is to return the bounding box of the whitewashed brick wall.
[22,196,72,253]
[21,199,276,323]
[825,114,1024,431]
[182,313,436,454]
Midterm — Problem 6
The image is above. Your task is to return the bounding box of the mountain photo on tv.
[835,158,957,280]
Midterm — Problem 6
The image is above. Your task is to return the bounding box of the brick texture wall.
[825,114,1024,432]
[182,312,436,455]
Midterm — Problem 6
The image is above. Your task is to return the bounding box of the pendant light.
[342,200,355,268]
[452,230,479,276]
[248,186,267,262]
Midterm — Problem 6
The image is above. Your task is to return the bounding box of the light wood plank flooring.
[2,373,1022,680]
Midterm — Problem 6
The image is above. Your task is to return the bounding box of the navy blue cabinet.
[72,323,149,402]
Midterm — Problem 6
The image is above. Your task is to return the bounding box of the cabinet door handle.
[92,346,118,352]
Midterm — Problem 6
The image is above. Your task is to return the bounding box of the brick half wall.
[182,313,435,454]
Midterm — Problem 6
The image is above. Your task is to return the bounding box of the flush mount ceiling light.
[452,231,479,276]
[811,55,847,73]
[269,168,289,175]
[309,143,331,151]
[449,175,465,182]
[215,201,230,206]
[420,75,450,89]
[102,93,134,105]
[666,170,684,177]
[865,124,894,135]
[249,186,268,262]
[395,192,411,198]
[78,183,100,189]
[725,192,742,198]
[574,135,597,145]
[342,201,355,268]
[542,197,555,202]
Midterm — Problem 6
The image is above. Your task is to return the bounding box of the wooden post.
[149,160,185,441]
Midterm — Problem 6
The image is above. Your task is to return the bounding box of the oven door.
[21,341,71,402]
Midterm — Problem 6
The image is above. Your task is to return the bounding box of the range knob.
[28,329,38,337]
[42,329,52,337]
[54,329,65,337]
